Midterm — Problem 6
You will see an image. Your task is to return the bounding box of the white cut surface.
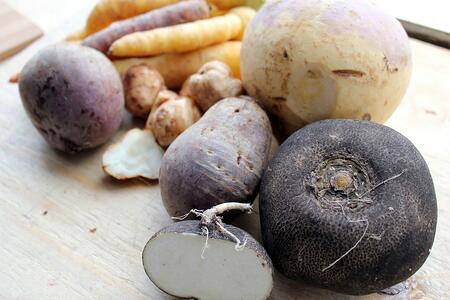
[102,129,164,180]
[143,233,273,300]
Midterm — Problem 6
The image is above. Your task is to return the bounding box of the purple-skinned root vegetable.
[19,43,124,153]
[159,96,272,217]
[259,119,437,295]
[142,203,273,300]
[241,0,412,134]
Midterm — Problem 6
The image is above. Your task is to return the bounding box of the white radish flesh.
[143,224,273,300]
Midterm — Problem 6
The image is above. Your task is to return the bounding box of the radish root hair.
[322,219,369,272]
[201,226,210,260]
[172,202,252,257]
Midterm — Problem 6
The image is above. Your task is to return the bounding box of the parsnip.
[109,7,255,57]
[114,41,242,89]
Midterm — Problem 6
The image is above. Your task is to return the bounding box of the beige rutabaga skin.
[109,7,255,57]
[114,41,242,89]
[241,0,412,134]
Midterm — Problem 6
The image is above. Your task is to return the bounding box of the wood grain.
[0,0,42,61]
[0,38,449,299]
[0,0,450,295]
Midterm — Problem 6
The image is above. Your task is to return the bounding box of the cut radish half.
[143,220,273,300]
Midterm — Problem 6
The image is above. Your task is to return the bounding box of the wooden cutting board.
[0,1,449,298]
[0,0,43,61]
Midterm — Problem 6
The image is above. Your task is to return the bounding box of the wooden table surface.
[1,2,450,300]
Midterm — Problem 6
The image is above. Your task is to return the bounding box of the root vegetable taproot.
[83,0,210,53]
[114,41,242,89]
[109,7,255,57]
[260,119,437,295]
[84,0,180,36]
[159,96,272,217]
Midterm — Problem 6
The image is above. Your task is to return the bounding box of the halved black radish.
[143,204,273,300]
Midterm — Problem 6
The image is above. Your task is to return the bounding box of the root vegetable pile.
[15,0,439,299]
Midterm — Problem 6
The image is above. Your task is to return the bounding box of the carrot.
[8,72,20,84]
[209,0,265,10]
[210,5,228,17]
[208,0,245,10]
[113,41,242,89]
[65,28,88,41]
[85,0,180,36]
[109,7,255,57]
[82,0,210,53]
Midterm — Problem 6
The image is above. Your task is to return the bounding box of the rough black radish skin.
[259,119,437,295]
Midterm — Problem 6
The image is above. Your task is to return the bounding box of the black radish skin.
[259,119,437,295]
